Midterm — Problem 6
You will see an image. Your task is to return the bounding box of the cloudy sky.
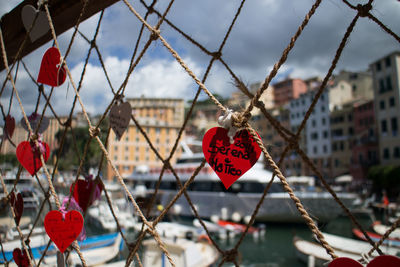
[0,0,399,120]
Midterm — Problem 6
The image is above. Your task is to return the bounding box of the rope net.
[0,0,399,266]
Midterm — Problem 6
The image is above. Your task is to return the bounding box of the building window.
[323,145,327,153]
[313,146,318,154]
[340,141,344,151]
[391,117,398,136]
[334,159,339,167]
[348,114,352,121]
[125,147,129,151]
[394,147,400,158]
[376,62,381,71]
[312,120,316,127]
[386,76,393,91]
[323,130,328,138]
[379,79,385,93]
[332,142,337,151]
[322,118,326,125]
[311,132,318,140]
[321,106,325,113]
[352,85,357,92]
[114,156,118,161]
[380,100,385,110]
[348,127,353,135]
[383,148,390,159]
[381,120,387,134]
[385,56,391,67]
[389,97,395,107]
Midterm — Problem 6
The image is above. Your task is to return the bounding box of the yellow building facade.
[107,97,185,180]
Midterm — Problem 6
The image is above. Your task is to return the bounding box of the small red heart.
[37,47,66,87]
[10,192,24,225]
[329,255,400,267]
[202,127,261,189]
[70,178,102,212]
[5,115,15,138]
[16,141,50,176]
[44,210,83,253]
[13,248,30,267]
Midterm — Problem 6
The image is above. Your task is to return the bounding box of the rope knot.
[29,133,39,143]
[150,29,160,41]
[254,100,265,110]
[231,111,251,129]
[218,109,237,143]
[90,39,96,48]
[224,249,238,262]
[63,118,72,127]
[357,3,372,17]
[89,127,100,138]
[38,84,44,93]
[288,137,299,151]
[115,94,125,103]
[163,160,172,170]
[211,51,222,60]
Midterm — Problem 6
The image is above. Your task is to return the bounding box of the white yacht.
[126,143,358,223]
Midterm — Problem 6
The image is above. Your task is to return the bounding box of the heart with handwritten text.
[13,248,30,267]
[16,141,50,176]
[10,192,24,225]
[44,210,83,253]
[37,47,66,87]
[109,101,132,140]
[328,255,400,267]
[203,127,261,189]
[71,177,103,212]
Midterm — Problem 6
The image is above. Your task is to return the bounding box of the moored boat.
[1,232,123,266]
[352,228,400,247]
[126,148,358,223]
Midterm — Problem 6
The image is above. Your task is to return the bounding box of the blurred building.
[350,99,379,181]
[370,51,400,165]
[273,78,307,106]
[107,97,185,180]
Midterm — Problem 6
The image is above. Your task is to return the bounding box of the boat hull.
[156,190,357,223]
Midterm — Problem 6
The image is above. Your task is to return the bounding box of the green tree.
[54,121,108,173]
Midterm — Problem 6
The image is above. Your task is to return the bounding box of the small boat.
[293,236,359,267]
[217,220,258,233]
[294,232,400,267]
[322,232,400,256]
[353,228,400,247]
[142,237,219,267]
[87,201,137,231]
[134,221,202,240]
[1,232,123,266]
[373,222,400,239]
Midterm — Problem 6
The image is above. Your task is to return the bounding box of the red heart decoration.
[5,115,15,138]
[202,127,261,189]
[10,192,24,225]
[70,178,103,212]
[13,248,30,267]
[37,47,66,87]
[44,210,83,253]
[16,141,50,176]
[329,255,400,267]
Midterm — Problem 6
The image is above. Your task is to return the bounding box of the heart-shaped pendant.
[71,176,102,212]
[12,248,30,267]
[21,5,50,42]
[10,192,24,226]
[202,127,261,189]
[44,210,84,253]
[329,255,400,267]
[37,47,66,87]
[20,113,49,134]
[109,101,132,140]
[16,141,50,176]
[5,115,15,139]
